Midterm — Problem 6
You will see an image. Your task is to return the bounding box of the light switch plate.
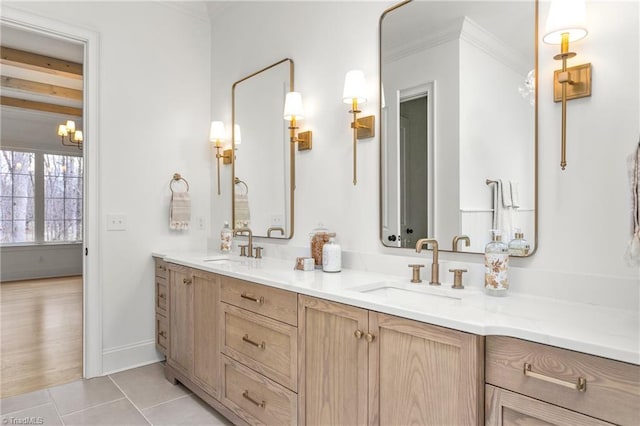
[107,214,126,231]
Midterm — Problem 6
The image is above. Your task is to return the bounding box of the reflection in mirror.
[380,0,537,255]
[232,58,294,239]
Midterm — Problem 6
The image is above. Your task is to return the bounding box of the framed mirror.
[232,58,294,239]
[379,0,538,255]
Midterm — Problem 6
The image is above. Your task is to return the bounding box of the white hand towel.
[170,191,191,230]
[510,181,520,208]
[500,179,512,207]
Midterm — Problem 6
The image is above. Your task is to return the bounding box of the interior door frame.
[1,7,103,378]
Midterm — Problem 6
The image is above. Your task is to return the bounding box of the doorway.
[399,95,428,247]
[0,6,102,389]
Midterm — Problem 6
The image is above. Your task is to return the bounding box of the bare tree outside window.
[44,154,83,242]
[0,150,35,243]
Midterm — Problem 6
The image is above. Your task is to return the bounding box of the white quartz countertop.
[156,251,640,365]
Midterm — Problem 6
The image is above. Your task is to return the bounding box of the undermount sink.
[201,255,234,262]
[353,282,463,310]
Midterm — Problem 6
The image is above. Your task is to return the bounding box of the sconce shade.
[65,120,76,133]
[283,92,305,121]
[210,121,225,144]
[234,124,242,145]
[543,0,588,44]
[57,124,67,136]
[342,70,367,104]
[74,130,83,142]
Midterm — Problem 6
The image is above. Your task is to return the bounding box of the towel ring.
[234,177,248,195]
[170,173,189,193]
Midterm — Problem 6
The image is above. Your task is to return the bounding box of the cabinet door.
[485,385,614,426]
[298,295,368,426]
[192,270,220,398]
[168,264,193,376]
[369,312,484,426]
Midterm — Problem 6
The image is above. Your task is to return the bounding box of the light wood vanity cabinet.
[485,336,640,426]
[153,257,168,355]
[167,263,221,399]
[298,295,484,426]
[160,261,638,426]
[220,276,298,426]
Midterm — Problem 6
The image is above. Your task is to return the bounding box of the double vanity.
[153,252,639,425]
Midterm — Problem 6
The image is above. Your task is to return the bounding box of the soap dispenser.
[484,230,508,296]
[220,221,233,253]
[322,238,342,273]
[508,229,530,257]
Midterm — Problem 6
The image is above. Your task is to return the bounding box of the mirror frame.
[231,58,295,239]
[378,0,538,256]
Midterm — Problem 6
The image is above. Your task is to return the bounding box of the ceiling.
[1,24,84,150]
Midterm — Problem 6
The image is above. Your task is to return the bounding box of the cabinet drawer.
[222,303,297,391]
[221,355,297,426]
[155,313,168,354]
[486,384,613,425]
[221,277,297,326]
[154,258,168,279]
[486,336,640,425]
[156,278,168,313]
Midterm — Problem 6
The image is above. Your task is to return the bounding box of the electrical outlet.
[271,214,284,226]
[197,216,205,230]
[107,214,126,231]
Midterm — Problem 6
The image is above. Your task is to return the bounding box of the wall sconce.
[210,121,232,195]
[543,0,591,170]
[57,120,83,149]
[233,124,242,147]
[283,92,312,151]
[343,70,374,185]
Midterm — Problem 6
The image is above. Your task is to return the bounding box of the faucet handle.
[408,264,425,283]
[254,246,263,259]
[239,244,248,257]
[448,268,468,289]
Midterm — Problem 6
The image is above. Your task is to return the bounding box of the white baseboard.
[102,339,165,376]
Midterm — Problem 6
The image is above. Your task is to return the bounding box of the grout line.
[58,397,127,418]
[46,389,66,426]
[107,376,153,425]
[1,401,55,417]
[141,394,192,412]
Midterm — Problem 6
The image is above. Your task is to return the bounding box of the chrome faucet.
[267,227,285,237]
[452,235,470,252]
[234,226,253,257]
[415,238,440,286]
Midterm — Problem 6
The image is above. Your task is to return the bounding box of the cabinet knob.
[354,329,363,339]
[365,333,375,343]
[182,278,192,285]
[158,331,166,338]
[158,293,166,300]
[388,235,397,242]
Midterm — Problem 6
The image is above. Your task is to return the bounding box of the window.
[0,149,82,244]
[0,150,35,243]
[44,154,83,242]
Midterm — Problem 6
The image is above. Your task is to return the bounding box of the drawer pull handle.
[523,363,587,392]
[242,334,266,350]
[182,278,192,285]
[158,331,166,338]
[240,293,264,305]
[242,390,265,408]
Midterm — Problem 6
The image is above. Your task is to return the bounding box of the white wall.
[212,1,639,307]
[4,1,212,373]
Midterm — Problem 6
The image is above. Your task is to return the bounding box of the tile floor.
[0,362,232,426]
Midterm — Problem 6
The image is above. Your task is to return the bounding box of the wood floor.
[1,276,83,398]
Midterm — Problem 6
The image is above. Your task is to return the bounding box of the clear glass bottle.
[220,221,233,253]
[484,230,509,296]
[508,229,530,257]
